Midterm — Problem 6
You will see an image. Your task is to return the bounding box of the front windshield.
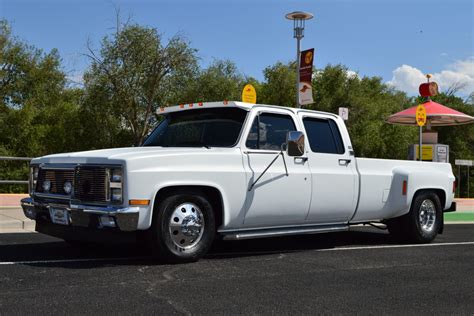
[143,107,248,148]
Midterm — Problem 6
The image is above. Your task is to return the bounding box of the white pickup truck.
[22,101,457,262]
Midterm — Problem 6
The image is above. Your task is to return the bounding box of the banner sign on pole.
[299,48,314,105]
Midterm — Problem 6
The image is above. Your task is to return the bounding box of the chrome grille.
[74,166,108,204]
[36,169,74,195]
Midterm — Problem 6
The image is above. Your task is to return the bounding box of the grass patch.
[444,212,474,222]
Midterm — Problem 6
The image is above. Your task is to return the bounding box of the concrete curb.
[0,207,35,233]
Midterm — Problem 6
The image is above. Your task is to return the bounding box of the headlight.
[111,188,122,201]
[42,180,51,192]
[111,169,122,182]
[63,181,72,194]
[108,167,123,203]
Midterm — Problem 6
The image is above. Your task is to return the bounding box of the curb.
[0,218,35,233]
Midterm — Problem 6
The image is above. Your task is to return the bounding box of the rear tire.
[387,191,442,243]
[150,193,215,263]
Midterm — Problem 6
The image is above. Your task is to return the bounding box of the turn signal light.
[129,199,150,206]
[402,180,407,195]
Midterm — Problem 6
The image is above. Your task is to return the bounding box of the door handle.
[294,157,308,163]
[338,159,351,166]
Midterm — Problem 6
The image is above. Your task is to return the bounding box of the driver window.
[246,113,297,150]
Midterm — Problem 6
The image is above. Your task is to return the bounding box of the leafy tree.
[259,61,297,107]
[260,62,417,159]
[182,59,246,103]
[429,93,474,197]
[84,22,199,146]
[0,20,81,192]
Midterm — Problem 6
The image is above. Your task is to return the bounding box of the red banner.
[299,48,314,105]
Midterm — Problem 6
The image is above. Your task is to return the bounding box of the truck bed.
[350,158,454,223]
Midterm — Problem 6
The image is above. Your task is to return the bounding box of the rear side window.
[303,117,345,154]
[246,113,297,150]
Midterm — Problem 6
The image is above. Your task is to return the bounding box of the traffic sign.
[455,159,473,166]
[242,84,257,104]
[338,107,349,120]
[416,104,427,126]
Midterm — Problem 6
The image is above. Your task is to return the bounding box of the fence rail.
[0,156,33,161]
[0,156,32,187]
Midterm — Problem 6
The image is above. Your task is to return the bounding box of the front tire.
[387,191,442,243]
[150,193,215,263]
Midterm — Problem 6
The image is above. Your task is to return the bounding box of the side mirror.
[286,131,305,157]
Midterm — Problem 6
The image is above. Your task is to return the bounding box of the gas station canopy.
[386,100,474,127]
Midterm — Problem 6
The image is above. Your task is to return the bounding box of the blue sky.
[1,0,473,96]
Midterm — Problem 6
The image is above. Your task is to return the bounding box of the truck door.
[298,113,358,224]
[242,109,312,228]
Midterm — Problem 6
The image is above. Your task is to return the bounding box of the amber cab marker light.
[129,199,150,206]
[402,181,407,195]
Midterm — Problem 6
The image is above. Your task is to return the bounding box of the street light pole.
[286,11,313,108]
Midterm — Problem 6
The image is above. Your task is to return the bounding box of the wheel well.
[153,185,224,229]
[413,188,446,209]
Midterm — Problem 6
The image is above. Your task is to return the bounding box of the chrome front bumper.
[21,197,139,232]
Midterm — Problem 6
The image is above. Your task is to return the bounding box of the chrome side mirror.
[286,131,305,157]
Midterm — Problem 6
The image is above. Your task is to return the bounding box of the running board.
[221,225,349,241]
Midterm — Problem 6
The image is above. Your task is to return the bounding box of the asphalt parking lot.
[1,224,473,315]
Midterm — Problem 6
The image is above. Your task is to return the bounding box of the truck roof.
[156,101,339,119]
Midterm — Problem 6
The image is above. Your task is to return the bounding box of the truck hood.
[32,147,228,165]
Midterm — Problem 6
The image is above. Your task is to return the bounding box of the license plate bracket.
[49,208,70,225]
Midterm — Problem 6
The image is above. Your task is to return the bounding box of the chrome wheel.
[168,202,204,249]
[419,199,436,233]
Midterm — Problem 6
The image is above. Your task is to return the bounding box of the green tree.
[0,20,81,192]
[259,61,297,107]
[310,65,417,159]
[260,62,417,159]
[182,59,247,103]
[84,22,199,146]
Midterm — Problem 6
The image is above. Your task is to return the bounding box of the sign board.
[416,104,427,126]
[299,48,314,105]
[241,84,257,104]
[338,107,349,120]
[437,145,448,162]
[415,144,433,161]
[455,159,473,166]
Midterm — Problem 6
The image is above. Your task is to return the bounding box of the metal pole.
[468,166,470,198]
[419,126,422,161]
[296,36,301,108]
[458,165,461,197]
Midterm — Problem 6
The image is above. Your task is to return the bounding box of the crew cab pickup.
[21,101,456,262]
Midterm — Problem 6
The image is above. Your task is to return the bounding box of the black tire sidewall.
[153,194,215,262]
[409,191,442,243]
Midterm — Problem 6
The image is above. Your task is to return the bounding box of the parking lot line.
[317,241,474,252]
[210,241,474,258]
[0,257,147,266]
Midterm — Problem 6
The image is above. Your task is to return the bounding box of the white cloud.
[452,57,474,77]
[346,70,359,79]
[387,57,474,96]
